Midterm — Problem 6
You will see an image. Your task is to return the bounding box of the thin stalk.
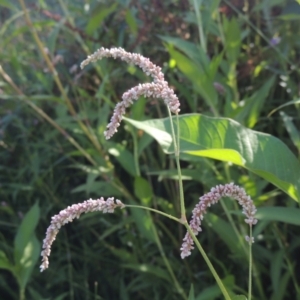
[167,109,186,220]
[131,129,141,176]
[192,0,207,53]
[0,65,135,203]
[125,205,181,223]
[126,205,228,298]
[0,65,97,166]
[18,0,103,154]
[150,218,188,300]
[248,226,253,300]
[184,223,232,300]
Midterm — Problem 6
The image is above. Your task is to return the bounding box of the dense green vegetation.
[0,0,300,299]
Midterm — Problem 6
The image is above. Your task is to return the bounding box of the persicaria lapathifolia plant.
[40,48,258,300]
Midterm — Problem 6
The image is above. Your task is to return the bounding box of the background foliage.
[0,0,300,299]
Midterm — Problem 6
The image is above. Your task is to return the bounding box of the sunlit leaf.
[125,114,300,202]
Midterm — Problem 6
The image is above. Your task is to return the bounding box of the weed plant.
[0,1,300,300]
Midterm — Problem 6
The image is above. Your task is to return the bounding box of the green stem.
[18,0,103,154]
[125,205,181,223]
[150,218,188,300]
[192,0,207,53]
[184,223,232,300]
[167,109,186,220]
[248,226,253,300]
[0,66,97,166]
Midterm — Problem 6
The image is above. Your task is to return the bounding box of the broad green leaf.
[232,296,247,300]
[256,207,300,225]
[124,114,300,202]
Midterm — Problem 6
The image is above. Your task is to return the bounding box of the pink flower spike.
[40,197,125,272]
[180,183,258,259]
[80,47,180,139]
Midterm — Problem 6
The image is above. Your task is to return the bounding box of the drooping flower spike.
[40,197,125,272]
[80,47,180,139]
[180,183,258,259]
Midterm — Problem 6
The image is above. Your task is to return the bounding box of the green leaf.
[134,177,153,206]
[0,250,12,271]
[14,202,40,263]
[124,114,300,202]
[205,213,243,255]
[85,3,118,35]
[13,203,41,289]
[128,203,156,243]
[15,235,41,289]
[125,9,137,35]
[163,44,219,114]
[195,283,221,300]
[268,98,300,116]
[188,284,195,300]
[280,111,300,151]
[235,76,275,128]
[256,207,300,225]
[270,250,285,295]
[224,18,241,63]
[107,142,138,177]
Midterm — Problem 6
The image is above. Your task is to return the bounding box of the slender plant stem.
[18,0,103,154]
[167,109,186,220]
[166,109,231,299]
[184,223,232,300]
[0,65,97,166]
[150,218,188,300]
[248,226,253,300]
[192,0,207,53]
[125,205,181,223]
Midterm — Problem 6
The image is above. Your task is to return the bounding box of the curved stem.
[125,205,181,223]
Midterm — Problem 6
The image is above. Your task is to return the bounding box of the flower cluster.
[80,47,180,139]
[40,197,125,272]
[180,183,257,259]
